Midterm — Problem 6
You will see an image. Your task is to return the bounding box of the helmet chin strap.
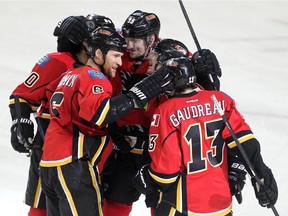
[143,45,153,59]
[143,35,154,59]
[134,36,154,60]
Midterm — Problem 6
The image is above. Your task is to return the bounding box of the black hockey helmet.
[122,10,160,38]
[154,38,189,65]
[54,16,90,53]
[165,57,196,90]
[86,27,127,58]
[53,15,90,45]
[85,13,115,33]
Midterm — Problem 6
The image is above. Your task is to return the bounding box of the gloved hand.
[228,157,247,204]
[109,124,149,154]
[127,64,173,108]
[118,124,148,140]
[112,132,133,154]
[252,167,278,208]
[133,164,150,195]
[53,16,90,45]
[118,124,149,152]
[10,117,34,153]
[107,123,131,153]
[191,49,222,77]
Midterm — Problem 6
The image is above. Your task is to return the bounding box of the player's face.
[147,50,163,75]
[125,37,147,59]
[103,50,124,78]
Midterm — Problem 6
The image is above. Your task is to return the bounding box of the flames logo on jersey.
[92,85,104,94]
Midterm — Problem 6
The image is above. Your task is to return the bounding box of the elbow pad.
[101,94,134,125]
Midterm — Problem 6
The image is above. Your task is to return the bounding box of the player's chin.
[109,68,117,78]
[129,51,139,59]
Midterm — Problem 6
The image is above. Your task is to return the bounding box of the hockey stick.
[178,0,216,90]
[33,112,45,141]
[211,94,280,216]
[14,95,32,157]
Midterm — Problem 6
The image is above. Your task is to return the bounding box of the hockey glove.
[107,123,132,153]
[53,16,90,45]
[133,164,151,195]
[127,64,173,108]
[251,167,278,208]
[118,124,148,137]
[10,117,34,153]
[228,157,247,204]
[113,133,133,154]
[191,49,222,77]
[118,124,149,153]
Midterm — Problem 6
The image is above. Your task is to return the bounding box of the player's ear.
[95,48,104,64]
[147,35,156,45]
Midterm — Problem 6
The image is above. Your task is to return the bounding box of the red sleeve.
[78,68,113,125]
[11,52,76,107]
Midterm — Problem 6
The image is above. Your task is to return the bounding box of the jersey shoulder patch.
[37,55,51,67]
[87,70,105,80]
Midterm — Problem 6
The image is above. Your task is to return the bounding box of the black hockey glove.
[127,64,173,108]
[118,124,148,140]
[9,99,34,153]
[228,157,247,204]
[10,117,34,153]
[118,124,149,152]
[251,167,278,208]
[53,16,90,45]
[191,49,222,77]
[133,164,151,195]
[112,132,133,154]
[107,123,132,153]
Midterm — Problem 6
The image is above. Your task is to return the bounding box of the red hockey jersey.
[148,89,255,215]
[9,52,79,115]
[40,66,113,167]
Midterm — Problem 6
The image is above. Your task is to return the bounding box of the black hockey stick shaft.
[178,0,216,90]
[178,0,201,51]
[33,112,45,141]
[211,95,279,216]
[14,95,32,157]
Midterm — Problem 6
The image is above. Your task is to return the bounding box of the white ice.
[0,1,287,215]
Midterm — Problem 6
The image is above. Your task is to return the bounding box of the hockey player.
[39,27,174,216]
[8,15,90,216]
[101,10,162,216]
[133,38,246,211]
[8,14,114,216]
[137,58,278,215]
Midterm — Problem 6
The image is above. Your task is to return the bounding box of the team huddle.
[9,10,278,216]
